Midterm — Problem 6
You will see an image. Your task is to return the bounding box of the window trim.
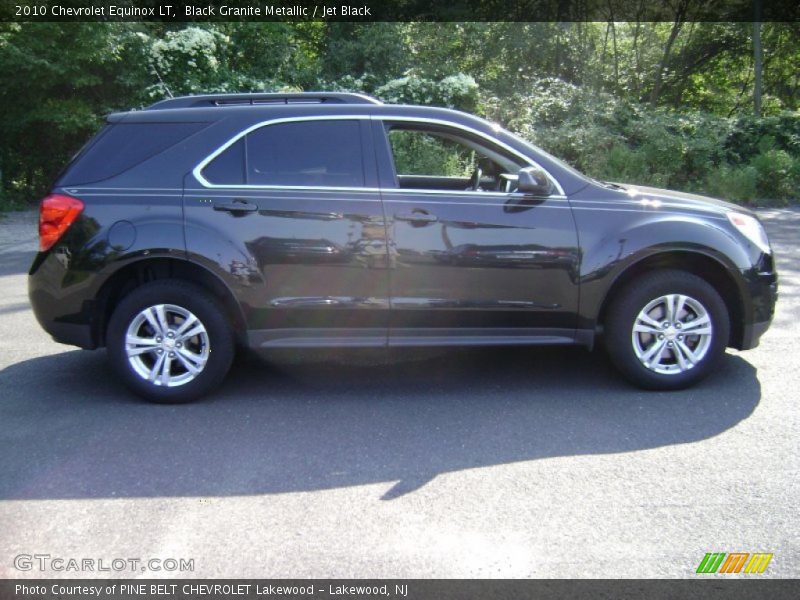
[384,121,527,190]
[195,116,368,189]
[193,115,565,197]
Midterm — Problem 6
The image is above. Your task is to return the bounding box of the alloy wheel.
[125,304,210,387]
[631,294,713,375]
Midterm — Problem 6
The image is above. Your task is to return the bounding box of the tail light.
[39,194,84,252]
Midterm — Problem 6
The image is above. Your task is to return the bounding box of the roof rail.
[147,92,382,110]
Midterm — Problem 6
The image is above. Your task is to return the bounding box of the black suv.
[29,92,778,402]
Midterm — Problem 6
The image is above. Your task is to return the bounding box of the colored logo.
[696,552,773,574]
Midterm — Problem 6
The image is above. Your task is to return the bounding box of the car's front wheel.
[605,270,730,390]
[107,281,235,403]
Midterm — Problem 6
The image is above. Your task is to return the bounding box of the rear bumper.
[41,319,96,349]
[28,252,99,350]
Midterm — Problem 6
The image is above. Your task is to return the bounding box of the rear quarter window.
[59,122,206,185]
[201,138,246,185]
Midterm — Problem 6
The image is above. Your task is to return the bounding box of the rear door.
[184,116,391,348]
[372,118,580,345]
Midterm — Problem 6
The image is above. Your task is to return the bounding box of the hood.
[612,183,756,217]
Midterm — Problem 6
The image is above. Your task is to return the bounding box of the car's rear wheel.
[107,281,234,403]
[605,270,730,390]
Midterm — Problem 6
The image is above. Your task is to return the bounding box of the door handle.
[213,199,258,213]
[395,211,437,223]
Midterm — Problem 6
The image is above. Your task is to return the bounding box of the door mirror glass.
[517,166,552,196]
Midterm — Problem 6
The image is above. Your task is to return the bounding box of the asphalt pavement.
[0,207,797,578]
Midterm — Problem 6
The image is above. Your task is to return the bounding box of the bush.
[703,166,759,204]
[724,113,800,163]
[480,77,798,205]
[602,144,654,185]
[750,149,799,203]
[375,74,479,112]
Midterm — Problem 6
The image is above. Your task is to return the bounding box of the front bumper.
[736,265,778,350]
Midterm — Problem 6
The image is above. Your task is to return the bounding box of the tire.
[604,269,730,390]
[106,280,235,403]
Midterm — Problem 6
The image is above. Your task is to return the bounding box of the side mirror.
[517,166,552,196]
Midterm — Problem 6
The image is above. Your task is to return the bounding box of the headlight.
[727,212,771,254]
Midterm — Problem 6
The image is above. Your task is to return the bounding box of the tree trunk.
[631,20,642,96]
[554,23,562,78]
[608,1,619,92]
[649,0,690,106]
[753,19,763,116]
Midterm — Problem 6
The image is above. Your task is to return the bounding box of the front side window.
[201,119,365,187]
[385,124,525,193]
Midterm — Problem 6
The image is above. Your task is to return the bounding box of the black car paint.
[28,102,777,354]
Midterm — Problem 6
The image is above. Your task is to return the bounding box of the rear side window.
[247,120,363,187]
[60,122,205,185]
[201,120,365,187]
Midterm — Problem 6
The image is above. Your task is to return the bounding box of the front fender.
[576,215,752,329]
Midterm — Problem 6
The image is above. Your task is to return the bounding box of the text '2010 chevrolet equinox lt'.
[28,92,778,402]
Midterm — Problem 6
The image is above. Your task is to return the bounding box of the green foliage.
[703,165,759,204]
[602,144,650,184]
[0,22,798,210]
[484,77,798,205]
[750,149,799,202]
[320,23,407,85]
[724,114,800,163]
[147,27,231,94]
[0,23,143,203]
[389,130,475,177]
[375,74,479,112]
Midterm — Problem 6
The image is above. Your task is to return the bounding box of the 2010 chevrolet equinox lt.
[28,92,778,402]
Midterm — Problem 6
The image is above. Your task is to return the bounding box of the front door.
[372,119,580,345]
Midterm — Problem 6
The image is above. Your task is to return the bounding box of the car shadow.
[0,345,760,501]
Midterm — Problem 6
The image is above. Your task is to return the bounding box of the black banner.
[1,0,799,23]
[2,580,800,600]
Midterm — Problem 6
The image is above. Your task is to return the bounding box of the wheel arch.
[595,250,746,349]
[92,257,247,348]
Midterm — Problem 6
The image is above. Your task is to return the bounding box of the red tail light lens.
[39,194,84,252]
